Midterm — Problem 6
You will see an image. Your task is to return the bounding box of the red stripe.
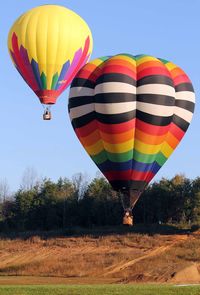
[75,119,136,137]
[104,171,130,181]
[35,90,59,104]
[104,170,155,182]
[169,123,185,141]
[137,67,171,80]
[173,74,191,86]
[74,118,182,138]
[76,68,101,81]
[11,33,38,91]
[101,65,136,79]
[75,120,97,137]
[98,119,136,133]
[136,119,170,135]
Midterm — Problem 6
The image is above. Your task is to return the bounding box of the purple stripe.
[62,48,82,82]
[61,53,91,92]
[31,59,43,90]
[55,60,70,90]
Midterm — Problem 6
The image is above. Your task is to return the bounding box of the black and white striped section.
[173,83,195,131]
[69,81,175,128]
[68,75,195,131]
[136,76,195,131]
[69,73,137,128]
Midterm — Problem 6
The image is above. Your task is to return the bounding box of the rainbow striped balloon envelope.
[68,54,195,209]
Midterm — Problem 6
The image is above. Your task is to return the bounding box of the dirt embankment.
[0,229,200,285]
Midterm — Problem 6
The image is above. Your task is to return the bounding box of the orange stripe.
[78,127,180,150]
[166,132,179,149]
[137,61,165,72]
[79,130,101,146]
[135,129,167,145]
[100,129,135,144]
[81,63,98,72]
[79,129,135,146]
[170,68,185,78]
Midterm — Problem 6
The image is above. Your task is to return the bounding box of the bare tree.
[0,178,10,202]
[72,172,89,200]
[21,167,38,191]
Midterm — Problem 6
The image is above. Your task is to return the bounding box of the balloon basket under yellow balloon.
[43,110,52,120]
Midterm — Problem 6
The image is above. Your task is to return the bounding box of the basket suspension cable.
[120,189,143,226]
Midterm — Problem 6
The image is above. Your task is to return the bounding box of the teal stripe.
[99,56,110,62]
[158,58,169,64]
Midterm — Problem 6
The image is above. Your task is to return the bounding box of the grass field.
[0,285,200,295]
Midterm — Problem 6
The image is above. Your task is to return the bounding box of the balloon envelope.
[68,54,195,207]
[8,5,93,105]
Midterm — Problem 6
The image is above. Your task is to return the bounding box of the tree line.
[0,172,200,232]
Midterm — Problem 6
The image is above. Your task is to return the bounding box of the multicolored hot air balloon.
[68,54,195,224]
[8,5,93,120]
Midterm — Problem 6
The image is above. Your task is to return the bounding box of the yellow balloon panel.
[8,5,93,104]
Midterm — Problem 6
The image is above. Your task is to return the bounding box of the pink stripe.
[58,36,91,93]
[60,49,82,85]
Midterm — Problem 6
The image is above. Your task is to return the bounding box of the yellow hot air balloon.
[8,5,93,120]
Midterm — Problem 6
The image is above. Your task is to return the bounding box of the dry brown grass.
[0,230,200,283]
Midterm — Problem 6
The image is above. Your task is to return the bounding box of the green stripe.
[91,150,133,164]
[99,56,110,62]
[158,58,169,64]
[135,151,167,166]
[133,150,168,166]
[51,73,59,90]
[91,150,107,164]
[40,72,47,89]
[108,150,133,162]
[133,150,154,163]
[133,150,167,165]
[91,149,167,166]
[134,54,146,60]
[155,152,168,166]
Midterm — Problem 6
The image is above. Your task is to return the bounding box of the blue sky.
[0,0,199,191]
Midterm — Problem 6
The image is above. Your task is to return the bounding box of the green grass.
[0,285,200,295]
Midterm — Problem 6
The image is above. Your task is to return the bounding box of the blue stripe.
[132,160,161,174]
[98,159,161,174]
[55,61,70,90]
[98,160,132,172]
[31,59,43,89]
